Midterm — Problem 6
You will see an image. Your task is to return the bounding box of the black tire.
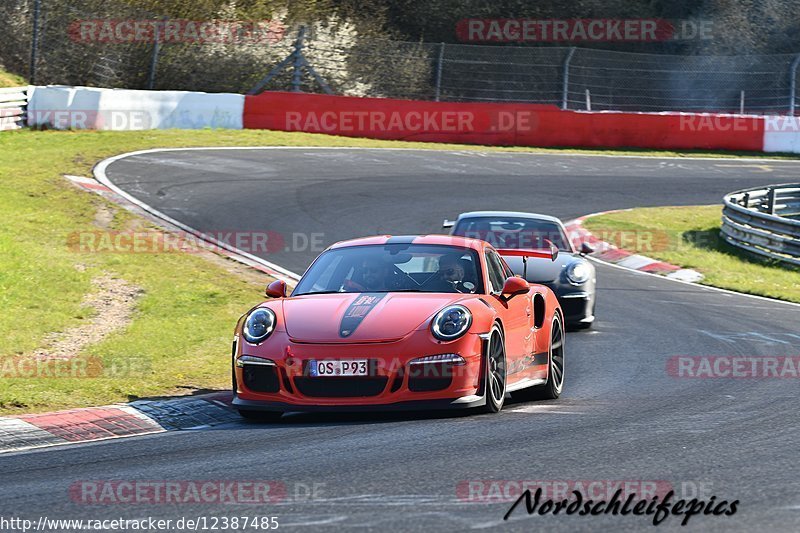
[515,313,565,401]
[237,409,283,422]
[481,327,507,413]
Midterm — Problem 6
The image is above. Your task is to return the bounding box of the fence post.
[739,90,745,114]
[789,54,800,115]
[561,47,576,110]
[585,89,591,111]
[146,18,165,90]
[434,42,445,102]
[291,27,307,92]
[768,188,777,214]
[29,0,41,84]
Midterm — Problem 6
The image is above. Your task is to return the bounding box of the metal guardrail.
[0,86,28,131]
[722,184,800,267]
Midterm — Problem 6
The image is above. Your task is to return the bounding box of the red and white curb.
[0,393,237,454]
[564,211,704,283]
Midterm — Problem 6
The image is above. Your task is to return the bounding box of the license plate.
[309,359,369,377]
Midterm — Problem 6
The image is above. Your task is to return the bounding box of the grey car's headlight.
[431,305,472,341]
[566,261,592,285]
[242,308,276,344]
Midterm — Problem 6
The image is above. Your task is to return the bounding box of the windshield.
[293,244,484,295]
[453,216,571,252]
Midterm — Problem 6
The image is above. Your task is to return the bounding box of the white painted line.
[666,269,704,283]
[84,144,800,163]
[93,151,302,284]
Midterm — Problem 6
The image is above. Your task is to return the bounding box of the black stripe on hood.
[339,293,388,337]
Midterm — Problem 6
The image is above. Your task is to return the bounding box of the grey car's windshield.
[453,216,571,252]
[293,244,484,295]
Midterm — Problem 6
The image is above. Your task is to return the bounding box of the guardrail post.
[768,188,777,214]
[434,43,445,102]
[29,0,41,84]
[789,54,800,115]
[561,47,576,110]
[146,18,165,90]
[291,27,306,92]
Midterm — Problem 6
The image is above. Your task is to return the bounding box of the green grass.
[2,128,800,415]
[0,67,25,88]
[583,205,800,302]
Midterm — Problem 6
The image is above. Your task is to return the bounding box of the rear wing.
[496,241,559,278]
[495,240,559,262]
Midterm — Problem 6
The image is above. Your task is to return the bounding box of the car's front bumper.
[232,394,486,412]
[558,290,595,325]
[233,331,487,412]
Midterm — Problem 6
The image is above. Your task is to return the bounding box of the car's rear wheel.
[515,313,565,401]
[482,327,507,413]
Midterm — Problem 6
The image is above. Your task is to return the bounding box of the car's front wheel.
[481,327,507,413]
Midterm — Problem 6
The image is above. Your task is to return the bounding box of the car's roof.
[328,235,486,251]
[456,211,564,225]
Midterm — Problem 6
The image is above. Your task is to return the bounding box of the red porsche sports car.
[232,235,565,420]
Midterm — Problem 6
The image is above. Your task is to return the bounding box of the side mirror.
[500,276,529,299]
[579,242,595,255]
[443,219,455,229]
[265,279,287,298]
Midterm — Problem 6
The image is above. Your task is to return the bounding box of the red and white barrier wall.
[244,92,767,152]
[22,86,800,154]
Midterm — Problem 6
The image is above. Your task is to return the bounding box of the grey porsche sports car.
[445,211,596,329]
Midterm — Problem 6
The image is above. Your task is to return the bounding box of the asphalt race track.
[2,149,799,531]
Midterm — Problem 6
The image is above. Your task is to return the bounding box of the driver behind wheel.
[425,253,475,293]
[344,258,395,292]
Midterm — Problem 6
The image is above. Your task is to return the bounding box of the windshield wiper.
[295,290,344,296]
[374,289,425,293]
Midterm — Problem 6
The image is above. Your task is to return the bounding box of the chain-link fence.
[3,0,800,115]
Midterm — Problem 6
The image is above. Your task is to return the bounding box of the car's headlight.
[431,305,472,341]
[242,308,276,344]
[566,261,592,285]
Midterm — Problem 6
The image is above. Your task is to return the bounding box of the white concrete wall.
[763,116,800,153]
[28,86,244,130]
